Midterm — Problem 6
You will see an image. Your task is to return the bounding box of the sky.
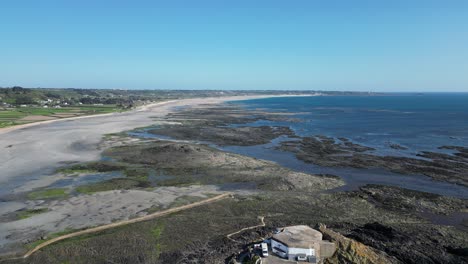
[1,0,468,91]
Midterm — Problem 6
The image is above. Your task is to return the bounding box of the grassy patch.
[13,190,429,264]
[0,121,17,128]
[14,105,121,116]
[124,167,150,182]
[75,178,149,194]
[0,110,26,118]
[27,188,68,200]
[0,109,26,127]
[24,228,79,250]
[17,208,48,219]
[57,162,125,175]
[151,222,165,258]
[0,105,123,129]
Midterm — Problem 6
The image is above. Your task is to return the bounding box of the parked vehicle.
[296,254,307,261]
[261,242,268,257]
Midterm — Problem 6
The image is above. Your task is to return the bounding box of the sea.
[222,93,468,198]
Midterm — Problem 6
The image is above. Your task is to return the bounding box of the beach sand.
[0,94,311,254]
[0,95,290,193]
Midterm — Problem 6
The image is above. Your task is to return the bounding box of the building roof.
[272,225,323,248]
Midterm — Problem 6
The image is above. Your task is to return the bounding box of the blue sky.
[1,0,468,91]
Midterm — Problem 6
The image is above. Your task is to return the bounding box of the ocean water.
[224,93,468,198]
[133,93,468,197]
[230,93,468,157]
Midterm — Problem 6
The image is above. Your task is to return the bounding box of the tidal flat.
[1,101,467,264]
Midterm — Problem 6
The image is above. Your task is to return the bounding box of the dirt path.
[22,192,232,259]
[227,216,266,242]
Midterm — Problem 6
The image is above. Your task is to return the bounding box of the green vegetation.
[0,86,346,128]
[27,188,68,200]
[76,178,149,194]
[0,109,27,127]
[2,101,464,264]
[17,208,48,220]
[57,162,125,175]
[25,228,79,250]
[0,105,122,128]
[20,187,461,264]
[13,106,117,115]
[0,86,329,107]
[10,193,332,263]
[123,167,150,182]
[151,222,165,258]
[57,162,151,193]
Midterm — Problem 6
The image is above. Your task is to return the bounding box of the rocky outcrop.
[317,224,402,264]
[279,136,468,187]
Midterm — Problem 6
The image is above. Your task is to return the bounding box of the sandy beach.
[0,95,294,194]
[0,94,311,254]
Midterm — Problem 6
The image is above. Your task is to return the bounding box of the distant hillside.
[0,87,379,107]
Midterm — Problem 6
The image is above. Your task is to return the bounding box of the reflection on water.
[132,129,468,199]
[48,171,123,189]
[220,136,468,199]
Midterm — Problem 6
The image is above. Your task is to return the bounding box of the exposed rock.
[105,140,344,192]
[149,125,295,146]
[388,143,408,150]
[279,136,468,187]
[317,224,402,264]
[360,184,468,215]
[348,222,468,264]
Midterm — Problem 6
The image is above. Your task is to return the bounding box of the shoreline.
[0,94,322,255]
[0,94,314,135]
[0,94,312,189]
[139,100,468,199]
[1,94,467,264]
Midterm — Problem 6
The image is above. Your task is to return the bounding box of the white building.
[271,225,335,263]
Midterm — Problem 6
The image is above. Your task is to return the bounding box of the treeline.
[0,87,378,107]
[0,87,46,105]
[0,87,161,107]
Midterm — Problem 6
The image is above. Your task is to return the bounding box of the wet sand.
[0,95,308,254]
[0,95,293,195]
[0,185,226,251]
